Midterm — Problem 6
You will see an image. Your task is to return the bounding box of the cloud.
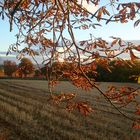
[77,0,98,13]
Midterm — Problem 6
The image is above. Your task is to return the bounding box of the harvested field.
[0,79,140,140]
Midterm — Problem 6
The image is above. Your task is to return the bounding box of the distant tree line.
[1,58,35,78]
[3,60,17,77]
[91,59,140,82]
[36,60,140,83]
[0,58,140,82]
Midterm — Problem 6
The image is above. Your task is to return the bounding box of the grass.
[0,79,140,140]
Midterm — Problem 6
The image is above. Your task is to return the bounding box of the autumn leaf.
[97,8,103,21]
[111,39,119,47]
[135,45,140,51]
[129,49,139,61]
[135,106,140,115]
[102,7,110,16]
[81,24,89,30]
[34,0,38,6]
[136,3,140,9]
[77,102,93,116]
[132,121,140,129]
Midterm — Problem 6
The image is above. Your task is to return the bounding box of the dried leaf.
[102,7,110,16]
[135,45,140,51]
[97,8,103,21]
[130,49,139,61]
[134,19,140,27]
[111,39,119,47]
[34,0,38,6]
[132,121,140,129]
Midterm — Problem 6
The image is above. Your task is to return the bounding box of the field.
[0,79,140,140]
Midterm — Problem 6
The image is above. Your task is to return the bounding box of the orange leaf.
[111,39,119,47]
[135,108,140,115]
[129,50,139,61]
[102,7,110,16]
[34,0,38,6]
[97,8,103,21]
[132,121,140,129]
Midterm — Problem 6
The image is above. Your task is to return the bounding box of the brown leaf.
[97,8,103,21]
[135,45,140,51]
[34,0,38,6]
[136,3,140,8]
[102,7,110,16]
[130,49,139,61]
[119,7,127,14]
[77,102,93,116]
[135,108,140,115]
[132,121,140,129]
[111,39,119,47]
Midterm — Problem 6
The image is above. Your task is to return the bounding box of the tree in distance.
[1,0,140,128]
[3,60,17,77]
[18,57,34,78]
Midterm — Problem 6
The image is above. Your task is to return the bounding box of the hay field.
[0,79,140,140]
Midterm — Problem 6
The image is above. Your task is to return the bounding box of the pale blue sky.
[0,0,140,52]
[0,18,18,51]
[73,20,140,41]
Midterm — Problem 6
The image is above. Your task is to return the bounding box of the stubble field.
[0,79,140,140]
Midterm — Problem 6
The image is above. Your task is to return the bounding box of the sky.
[0,0,140,52]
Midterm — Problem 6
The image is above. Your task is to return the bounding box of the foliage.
[18,57,34,77]
[0,0,140,128]
[95,59,140,82]
[41,60,140,83]
[3,60,17,77]
[34,69,42,77]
